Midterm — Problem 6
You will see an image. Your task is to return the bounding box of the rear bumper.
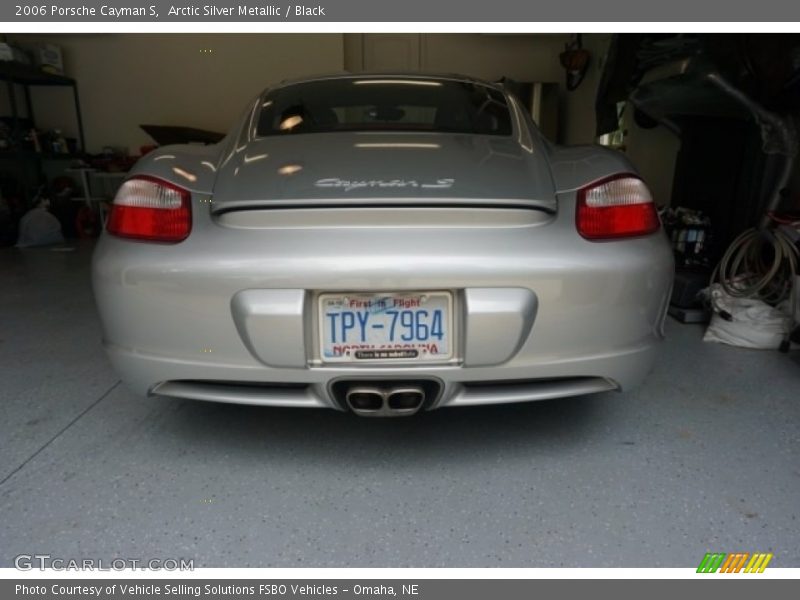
[93,195,674,410]
[104,336,657,410]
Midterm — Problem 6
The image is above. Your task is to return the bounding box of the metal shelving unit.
[0,61,86,206]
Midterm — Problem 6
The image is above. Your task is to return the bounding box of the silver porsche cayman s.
[92,73,674,416]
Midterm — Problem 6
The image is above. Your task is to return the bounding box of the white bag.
[703,283,793,349]
[15,205,64,247]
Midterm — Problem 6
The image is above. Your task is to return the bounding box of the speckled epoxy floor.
[1,242,798,567]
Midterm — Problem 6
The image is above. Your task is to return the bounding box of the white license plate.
[319,291,453,363]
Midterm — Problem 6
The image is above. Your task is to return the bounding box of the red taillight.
[576,174,660,240]
[106,175,191,243]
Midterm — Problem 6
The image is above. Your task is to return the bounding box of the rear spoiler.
[211,197,557,215]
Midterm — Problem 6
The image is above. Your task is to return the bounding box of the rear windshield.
[255,77,513,137]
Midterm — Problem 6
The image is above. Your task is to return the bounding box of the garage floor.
[1,242,798,568]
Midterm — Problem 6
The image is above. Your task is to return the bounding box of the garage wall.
[559,34,609,146]
[421,34,568,83]
[7,34,344,154]
[345,34,569,83]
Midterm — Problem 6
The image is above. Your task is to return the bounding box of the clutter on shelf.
[0,41,63,75]
[661,206,713,268]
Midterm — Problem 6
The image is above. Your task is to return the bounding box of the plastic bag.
[703,283,793,349]
[15,206,64,247]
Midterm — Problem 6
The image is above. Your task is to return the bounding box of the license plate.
[319,291,453,363]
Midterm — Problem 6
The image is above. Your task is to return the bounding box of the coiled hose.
[712,225,798,303]
[710,222,799,347]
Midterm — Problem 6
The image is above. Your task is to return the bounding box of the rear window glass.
[256,78,512,137]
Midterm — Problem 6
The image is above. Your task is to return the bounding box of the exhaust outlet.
[346,388,384,414]
[344,385,426,417]
[387,388,425,412]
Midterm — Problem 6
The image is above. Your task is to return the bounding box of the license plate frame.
[317,291,454,364]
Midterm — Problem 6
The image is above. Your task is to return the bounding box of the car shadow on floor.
[150,392,612,466]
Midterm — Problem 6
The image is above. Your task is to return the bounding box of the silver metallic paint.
[463,288,538,367]
[231,289,307,368]
[92,73,674,411]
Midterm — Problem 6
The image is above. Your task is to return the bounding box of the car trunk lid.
[210,132,557,213]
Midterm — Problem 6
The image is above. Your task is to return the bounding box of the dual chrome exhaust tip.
[345,385,426,417]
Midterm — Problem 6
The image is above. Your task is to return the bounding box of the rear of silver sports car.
[92,75,674,415]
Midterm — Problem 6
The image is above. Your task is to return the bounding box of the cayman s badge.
[315,178,455,192]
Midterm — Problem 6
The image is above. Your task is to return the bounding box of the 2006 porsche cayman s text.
[92,73,674,416]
